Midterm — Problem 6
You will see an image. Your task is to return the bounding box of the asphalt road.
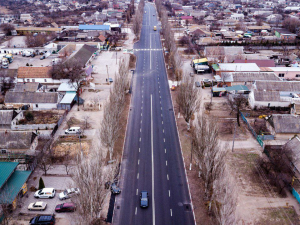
[113,3,195,225]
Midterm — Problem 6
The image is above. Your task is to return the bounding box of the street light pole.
[106,65,109,83]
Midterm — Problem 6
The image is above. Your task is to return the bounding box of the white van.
[65,127,82,134]
[34,188,56,199]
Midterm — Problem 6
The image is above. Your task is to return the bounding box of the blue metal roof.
[79,25,110,31]
[225,85,249,91]
[0,162,18,189]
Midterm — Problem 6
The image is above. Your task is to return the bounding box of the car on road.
[55,202,76,212]
[40,55,46,60]
[34,188,55,199]
[140,191,149,208]
[29,215,55,225]
[28,201,47,211]
[111,183,121,194]
[59,188,80,200]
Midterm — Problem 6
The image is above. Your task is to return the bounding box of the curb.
[111,43,138,225]
[160,36,197,225]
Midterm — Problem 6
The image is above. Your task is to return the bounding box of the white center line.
[140,128,142,132]
[167,174,169,180]
[170,209,172,217]
[135,207,137,215]
[151,94,156,225]
[139,148,140,152]
[137,173,139,179]
[169,190,170,197]
[166,161,167,166]
[162,121,163,125]
[165,149,166,153]
[136,189,138,195]
[138,159,140,165]
[140,137,141,142]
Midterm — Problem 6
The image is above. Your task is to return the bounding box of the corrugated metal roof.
[0,170,31,204]
[79,25,110,31]
[5,92,58,104]
[0,162,18,189]
[218,63,260,72]
[60,93,76,104]
[225,85,249,91]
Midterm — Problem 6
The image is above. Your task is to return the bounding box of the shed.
[57,93,76,110]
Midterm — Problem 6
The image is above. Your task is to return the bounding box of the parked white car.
[28,201,47,211]
[59,188,80,200]
[65,127,82,134]
[34,188,55,199]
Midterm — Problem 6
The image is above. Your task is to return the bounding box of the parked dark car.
[29,215,55,225]
[40,56,46,60]
[111,183,121,194]
[55,202,76,212]
[140,191,149,208]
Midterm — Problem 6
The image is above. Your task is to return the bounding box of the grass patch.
[258,207,299,225]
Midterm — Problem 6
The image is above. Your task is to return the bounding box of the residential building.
[274,28,297,41]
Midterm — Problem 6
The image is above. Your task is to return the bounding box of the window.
[279,73,285,77]
[1,149,7,154]
[36,104,38,108]
[27,79,30,82]
[296,74,300,77]
[44,79,47,82]
[32,79,35,82]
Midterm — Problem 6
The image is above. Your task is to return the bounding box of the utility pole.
[106,65,109,83]
[116,51,117,65]
[232,122,236,152]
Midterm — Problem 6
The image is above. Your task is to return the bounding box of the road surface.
[113,3,195,225]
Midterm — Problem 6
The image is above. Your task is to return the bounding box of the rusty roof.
[18,67,52,79]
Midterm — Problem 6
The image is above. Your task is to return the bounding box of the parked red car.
[55,203,76,212]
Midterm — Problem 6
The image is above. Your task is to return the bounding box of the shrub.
[24,111,34,121]
[38,177,45,190]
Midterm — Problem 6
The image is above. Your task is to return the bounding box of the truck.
[5,53,13,63]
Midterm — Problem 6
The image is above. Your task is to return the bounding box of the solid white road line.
[151,94,156,225]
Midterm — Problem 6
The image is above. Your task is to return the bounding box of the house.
[78,24,111,32]
[282,136,300,173]
[249,81,300,109]
[0,162,31,213]
[65,44,97,68]
[15,27,62,35]
[212,63,260,75]
[247,25,271,33]
[274,28,297,41]
[234,59,276,67]
[0,131,38,154]
[13,83,43,92]
[267,67,300,80]
[20,14,32,23]
[267,114,300,139]
[230,13,244,21]
[17,67,68,85]
[4,92,61,110]
[205,46,244,63]
[0,110,24,130]
[219,72,281,86]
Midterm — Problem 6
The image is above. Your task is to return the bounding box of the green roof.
[0,162,18,189]
[212,64,219,71]
[0,170,31,204]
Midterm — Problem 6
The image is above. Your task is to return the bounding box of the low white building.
[230,13,244,21]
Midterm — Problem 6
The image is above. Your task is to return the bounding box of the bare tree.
[212,170,237,225]
[0,24,15,35]
[63,149,72,175]
[192,115,227,200]
[0,187,16,225]
[176,74,200,130]
[83,115,90,129]
[51,59,85,109]
[72,148,116,224]
[36,152,53,176]
[228,94,248,127]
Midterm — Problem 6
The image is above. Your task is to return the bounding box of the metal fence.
[240,111,264,148]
